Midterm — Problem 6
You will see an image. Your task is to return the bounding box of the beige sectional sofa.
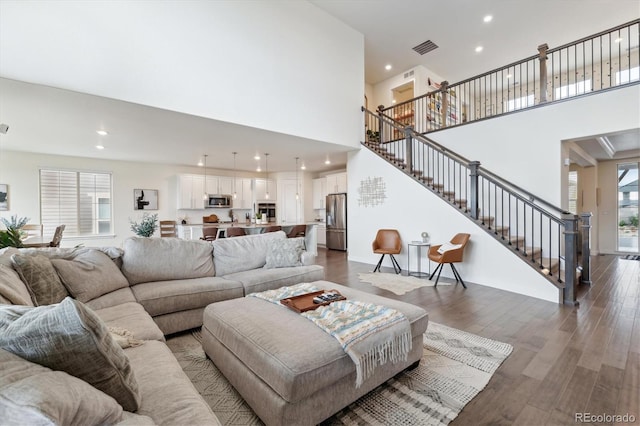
[0,230,324,425]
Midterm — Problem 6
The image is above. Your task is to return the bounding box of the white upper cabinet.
[177,174,205,209]
[325,172,347,193]
[232,177,253,209]
[254,178,277,202]
[312,178,327,209]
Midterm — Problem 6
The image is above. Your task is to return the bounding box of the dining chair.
[49,224,66,247]
[428,233,471,287]
[159,220,177,238]
[286,224,306,238]
[201,226,219,241]
[225,227,246,238]
[22,224,43,237]
[263,225,282,234]
[372,229,402,274]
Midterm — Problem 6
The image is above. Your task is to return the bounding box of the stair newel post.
[440,81,449,127]
[376,105,385,145]
[404,126,413,173]
[469,161,480,220]
[562,213,579,306]
[537,44,549,103]
[580,212,592,286]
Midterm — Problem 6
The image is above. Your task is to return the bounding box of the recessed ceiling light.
[392,99,396,104]
[96,130,108,136]
[324,159,331,165]
[614,37,623,43]
[300,163,306,170]
[475,46,484,53]
[254,154,260,160]
[506,73,513,79]
[483,15,493,23]
[95,143,104,150]
[256,166,261,172]
[385,64,392,71]
[197,160,203,166]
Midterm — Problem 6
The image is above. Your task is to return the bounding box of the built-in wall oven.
[257,203,276,222]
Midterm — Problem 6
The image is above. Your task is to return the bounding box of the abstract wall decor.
[134,189,158,210]
[358,177,386,207]
[0,184,7,211]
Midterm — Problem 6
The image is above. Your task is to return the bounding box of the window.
[554,80,591,99]
[615,66,640,85]
[40,169,113,237]
[568,170,578,214]
[505,94,535,112]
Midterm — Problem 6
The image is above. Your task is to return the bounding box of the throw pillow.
[436,242,462,254]
[0,265,33,306]
[264,237,304,269]
[0,348,125,425]
[51,249,130,303]
[0,297,141,412]
[10,254,69,305]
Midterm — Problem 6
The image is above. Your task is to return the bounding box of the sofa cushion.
[264,237,304,269]
[10,253,69,305]
[213,230,286,276]
[86,287,138,311]
[224,264,325,295]
[0,298,141,412]
[125,340,221,426]
[130,276,244,317]
[121,237,214,285]
[94,302,165,342]
[0,348,125,426]
[51,249,130,303]
[0,265,32,306]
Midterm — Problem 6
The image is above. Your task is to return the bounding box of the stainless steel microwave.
[206,194,232,208]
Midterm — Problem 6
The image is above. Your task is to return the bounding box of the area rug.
[167,322,513,426]
[622,254,640,260]
[358,272,450,295]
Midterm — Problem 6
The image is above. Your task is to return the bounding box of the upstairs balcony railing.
[379,19,639,134]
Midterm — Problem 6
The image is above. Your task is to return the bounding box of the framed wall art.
[133,189,158,210]
[0,184,8,211]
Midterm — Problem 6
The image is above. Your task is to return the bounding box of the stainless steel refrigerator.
[326,193,347,251]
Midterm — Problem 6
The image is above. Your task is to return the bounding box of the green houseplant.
[0,215,30,248]
[129,213,158,237]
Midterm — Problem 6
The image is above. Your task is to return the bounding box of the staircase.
[362,108,588,305]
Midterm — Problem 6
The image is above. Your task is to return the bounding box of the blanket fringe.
[355,331,412,388]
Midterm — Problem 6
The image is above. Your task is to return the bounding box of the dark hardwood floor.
[315,248,639,426]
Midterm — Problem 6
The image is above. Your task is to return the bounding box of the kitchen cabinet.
[312,178,327,209]
[325,172,347,193]
[177,174,205,209]
[254,178,276,202]
[279,179,301,224]
[232,178,253,209]
[316,224,326,246]
[205,176,233,195]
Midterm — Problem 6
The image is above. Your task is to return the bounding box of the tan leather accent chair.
[428,233,470,287]
[372,229,402,274]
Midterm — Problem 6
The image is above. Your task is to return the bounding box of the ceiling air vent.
[403,70,414,79]
[412,40,438,55]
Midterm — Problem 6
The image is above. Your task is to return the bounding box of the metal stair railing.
[363,107,591,305]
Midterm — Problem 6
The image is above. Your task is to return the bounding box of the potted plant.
[129,213,158,237]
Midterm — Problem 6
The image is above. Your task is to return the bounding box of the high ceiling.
[0,1,638,172]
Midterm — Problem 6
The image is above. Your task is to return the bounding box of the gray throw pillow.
[0,265,33,306]
[0,348,125,425]
[10,254,69,306]
[51,249,130,303]
[264,237,305,269]
[0,297,141,412]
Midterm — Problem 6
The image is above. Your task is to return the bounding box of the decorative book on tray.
[280,290,346,313]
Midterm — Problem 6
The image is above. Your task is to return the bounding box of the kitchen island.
[177,222,319,254]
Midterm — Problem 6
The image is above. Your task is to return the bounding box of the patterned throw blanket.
[249,283,412,388]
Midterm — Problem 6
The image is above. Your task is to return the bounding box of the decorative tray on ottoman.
[280,290,346,313]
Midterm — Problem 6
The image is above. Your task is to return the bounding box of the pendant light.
[295,157,300,200]
[202,154,208,201]
[264,153,270,199]
[232,152,238,199]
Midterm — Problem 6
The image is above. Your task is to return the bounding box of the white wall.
[431,85,640,206]
[0,1,364,149]
[0,150,280,248]
[347,148,560,303]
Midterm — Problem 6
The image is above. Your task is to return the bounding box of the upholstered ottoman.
[201,280,429,426]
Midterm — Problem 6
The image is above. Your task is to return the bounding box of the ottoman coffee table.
[201,280,429,426]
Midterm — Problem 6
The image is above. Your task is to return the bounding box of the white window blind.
[568,170,578,215]
[40,169,113,237]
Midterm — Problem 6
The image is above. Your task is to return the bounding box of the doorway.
[391,81,414,104]
[617,162,639,253]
